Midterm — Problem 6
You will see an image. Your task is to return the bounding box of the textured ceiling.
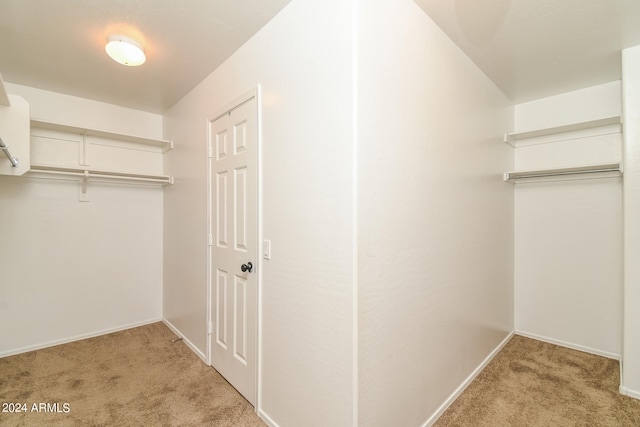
[413,0,640,103]
[1,1,639,113]
[0,0,292,113]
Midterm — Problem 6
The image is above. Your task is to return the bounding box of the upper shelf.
[29,164,173,185]
[504,115,622,147]
[31,119,174,152]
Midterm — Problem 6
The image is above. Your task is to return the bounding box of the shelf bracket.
[79,170,90,202]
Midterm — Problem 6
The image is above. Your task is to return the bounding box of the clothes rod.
[29,165,173,185]
[504,163,622,182]
[0,137,19,167]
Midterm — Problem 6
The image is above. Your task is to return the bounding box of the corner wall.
[357,1,514,425]
[162,1,355,425]
[513,82,623,358]
[621,45,640,398]
[0,84,164,357]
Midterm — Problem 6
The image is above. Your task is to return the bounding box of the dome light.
[105,35,146,66]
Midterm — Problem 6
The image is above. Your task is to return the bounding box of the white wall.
[514,81,621,133]
[162,1,355,425]
[4,83,163,139]
[513,82,623,358]
[0,84,164,357]
[357,1,514,426]
[622,45,640,398]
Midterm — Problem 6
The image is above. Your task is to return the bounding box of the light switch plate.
[263,240,271,260]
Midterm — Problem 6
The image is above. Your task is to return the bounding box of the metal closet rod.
[0,137,19,167]
[29,165,173,185]
[504,163,622,182]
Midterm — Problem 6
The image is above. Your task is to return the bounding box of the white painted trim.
[622,45,640,404]
[421,331,515,427]
[162,318,207,363]
[255,84,264,416]
[0,317,161,358]
[257,409,280,427]
[619,385,640,400]
[205,86,261,408]
[205,100,213,367]
[515,330,620,360]
[351,0,359,425]
[206,88,259,125]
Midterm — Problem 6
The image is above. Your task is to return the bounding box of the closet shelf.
[504,115,621,147]
[29,164,174,186]
[31,119,173,152]
[504,163,622,183]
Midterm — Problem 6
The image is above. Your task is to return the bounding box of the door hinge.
[208,234,213,246]
[208,322,213,334]
[207,142,213,158]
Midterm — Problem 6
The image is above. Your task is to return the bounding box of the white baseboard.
[0,317,162,358]
[421,331,515,427]
[619,385,640,400]
[515,330,620,360]
[257,409,280,427]
[161,318,207,363]
[162,319,272,422]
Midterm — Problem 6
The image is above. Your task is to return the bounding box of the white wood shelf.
[29,164,173,185]
[504,116,622,147]
[31,119,174,152]
[504,163,622,183]
[28,164,172,202]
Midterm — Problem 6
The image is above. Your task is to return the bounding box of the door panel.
[216,269,228,349]
[216,172,228,247]
[234,275,247,364]
[209,96,257,405]
[235,166,248,251]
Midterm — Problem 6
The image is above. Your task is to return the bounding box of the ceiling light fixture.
[105,35,146,66]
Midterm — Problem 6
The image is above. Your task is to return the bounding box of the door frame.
[206,86,262,408]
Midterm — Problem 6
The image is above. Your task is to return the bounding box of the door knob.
[241,262,253,273]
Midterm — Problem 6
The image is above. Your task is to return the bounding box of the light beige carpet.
[434,334,640,426]
[0,322,265,426]
[3,325,640,426]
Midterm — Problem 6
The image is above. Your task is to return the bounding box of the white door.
[208,95,258,405]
